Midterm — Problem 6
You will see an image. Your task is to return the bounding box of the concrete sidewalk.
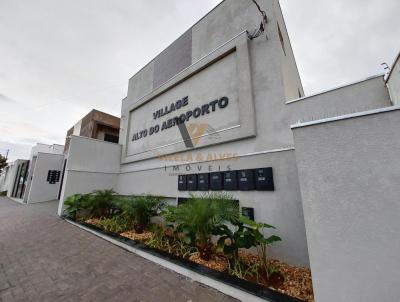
[0,197,236,302]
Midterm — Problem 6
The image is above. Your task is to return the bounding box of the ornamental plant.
[87,189,118,218]
[163,192,239,261]
[118,195,164,233]
[215,216,281,280]
[63,193,92,220]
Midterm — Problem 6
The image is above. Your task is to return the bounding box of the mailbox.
[178,175,187,191]
[238,170,255,190]
[223,171,238,190]
[187,174,198,191]
[210,172,223,190]
[198,173,209,191]
[254,167,274,191]
[242,207,254,221]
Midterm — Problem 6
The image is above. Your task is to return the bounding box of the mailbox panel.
[178,175,187,191]
[210,172,223,190]
[187,174,198,191]
[238,169,255,190]
[254,167,274,191]
[223,171,238,190]
[198,173,209,191]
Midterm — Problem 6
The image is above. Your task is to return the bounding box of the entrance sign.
[122,32,256,163]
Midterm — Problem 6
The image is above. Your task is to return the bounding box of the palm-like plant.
[164,193,239,261]
[118,195,164,233]
[88,189,117,217]
[63,193,92,220]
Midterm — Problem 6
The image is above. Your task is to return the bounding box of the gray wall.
[57,136,121,215]
[26,153,64,203]
[287,75,391,125]
[387,54,400,104]
[292,106,400,302]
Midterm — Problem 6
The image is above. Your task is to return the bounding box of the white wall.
[57,135,121,215]
[26,152,64,203]
[292,106,400,302]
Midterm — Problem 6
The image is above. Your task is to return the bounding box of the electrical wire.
[247,0,268,40]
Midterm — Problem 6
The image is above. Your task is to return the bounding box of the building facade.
[55,1,400,300]
[0,159,29,199]
[23,143,65,204]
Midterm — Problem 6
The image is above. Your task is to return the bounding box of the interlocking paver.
[0,197,238,302]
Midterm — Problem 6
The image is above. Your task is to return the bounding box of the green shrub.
[86,189,118,218]
[97,216,132,233]
[163,192,239,261]
[146,225,198,258]
[0,191,7,196]
[118,195,164,233]
[63,193,92,220]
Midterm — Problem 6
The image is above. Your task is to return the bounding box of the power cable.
[247,0,268,40]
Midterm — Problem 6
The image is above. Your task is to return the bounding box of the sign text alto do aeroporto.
[131,96,229,142]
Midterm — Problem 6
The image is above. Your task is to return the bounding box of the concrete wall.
[292,106,400,302]
[287,75,392,125]
[387,53,400,104]
[26,153,64,203]
[57,135,121,215]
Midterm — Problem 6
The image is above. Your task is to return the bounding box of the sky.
[0,0,399,161]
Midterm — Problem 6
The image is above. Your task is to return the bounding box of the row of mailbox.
[178,167,274,191]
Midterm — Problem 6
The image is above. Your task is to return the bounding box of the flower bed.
[64,190,314,302]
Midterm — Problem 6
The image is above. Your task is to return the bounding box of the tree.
[0,154,8,174]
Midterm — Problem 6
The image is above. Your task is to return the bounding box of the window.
[104,134,119,143]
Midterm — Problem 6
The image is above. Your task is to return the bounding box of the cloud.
[0,93,16,103]
[0,140,32,162]
[280,0,400,94]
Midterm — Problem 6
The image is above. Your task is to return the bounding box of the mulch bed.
[239,252,314,302]
[84,219,314,302]
[189,253,229,272]
[120,230,153,241]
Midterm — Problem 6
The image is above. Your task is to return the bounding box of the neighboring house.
[0,159,29,200]
[64,109,120,153]
[23,143,65,204]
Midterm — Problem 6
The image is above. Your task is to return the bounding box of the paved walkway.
[0,197,237,302]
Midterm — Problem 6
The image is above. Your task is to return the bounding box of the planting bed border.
[63,217,303,302]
